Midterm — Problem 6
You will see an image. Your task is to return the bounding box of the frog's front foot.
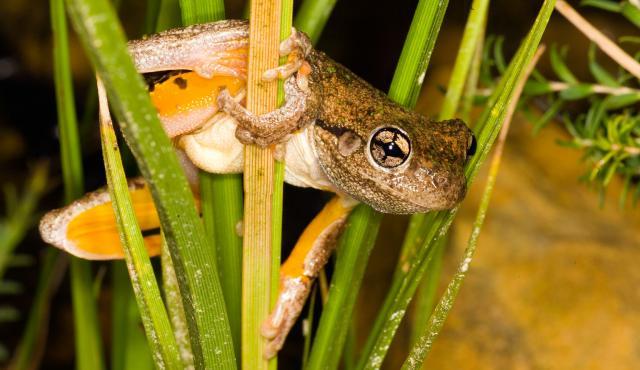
[217,74,312,147]
[263,28,313,81]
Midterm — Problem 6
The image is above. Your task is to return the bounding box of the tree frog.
[39,19,475,358]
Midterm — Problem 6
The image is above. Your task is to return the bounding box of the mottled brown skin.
[305,50,473,214]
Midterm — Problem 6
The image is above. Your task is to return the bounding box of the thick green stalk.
[178,0,224,25]
[179,0,244,360]
[305,206,383,370]
[357,2,555,368]
[65,0,236,367]
[98,80,182,369]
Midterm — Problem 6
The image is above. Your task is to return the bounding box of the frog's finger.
[39,178,198,260]
[262,195,357,359]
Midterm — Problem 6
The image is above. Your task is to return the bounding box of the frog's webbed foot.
[261,196,357,359]
[261,277,312,359]
[217,73,312,147]
[192,50,248,79]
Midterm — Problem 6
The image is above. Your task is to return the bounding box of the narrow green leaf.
[65,0,236,367]
[588,44,619,87]
[294,0,339,44]
[439,0,490,120]
[9,251,65,370]
[580,0,621,12]
[523,80,554,95]
[98,80,182,369]
[621,2,640,27]
[357,1,556,368]
[532,98,564,134]
[603,92,640,109]
[550,44,578,83]
[52,0,105,368]
[306,206,383,370]
[388,0,450,106]
[111,263,154,370]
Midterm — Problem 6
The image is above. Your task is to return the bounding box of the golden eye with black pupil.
[370,127,411,168]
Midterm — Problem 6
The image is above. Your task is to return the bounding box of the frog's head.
[313,114,475,214]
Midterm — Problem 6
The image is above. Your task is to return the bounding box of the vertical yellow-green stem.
[269,2,294,369]
[243,0,281,368]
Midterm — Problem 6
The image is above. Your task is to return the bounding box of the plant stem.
[243,0,281,368]
[555,0,640,79]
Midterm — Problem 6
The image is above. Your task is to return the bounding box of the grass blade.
[65,0,236,367]
[402,45,546,370]
[294,0,339,44]
[52,0,105,368]
[356,2,555,368]
[111,262,154,370]
[97,79,182,368]
[307,2,450,369]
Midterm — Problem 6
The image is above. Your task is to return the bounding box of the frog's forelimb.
[218,72,317,147]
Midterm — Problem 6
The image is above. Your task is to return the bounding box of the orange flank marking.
[150,73,244,118]
[64,183,200,259]
[280,197,353,279]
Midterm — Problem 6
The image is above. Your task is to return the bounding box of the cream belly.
[177,112,335,192]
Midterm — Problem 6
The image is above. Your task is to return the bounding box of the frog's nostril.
[466,134,477,157]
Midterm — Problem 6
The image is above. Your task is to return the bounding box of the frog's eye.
[369,127,411,169]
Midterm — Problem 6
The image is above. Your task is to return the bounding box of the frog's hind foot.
[261,276,311,359]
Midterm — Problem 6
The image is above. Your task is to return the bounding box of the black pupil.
[381,139,404,159]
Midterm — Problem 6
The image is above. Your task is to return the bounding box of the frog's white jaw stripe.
[39,179,163,260]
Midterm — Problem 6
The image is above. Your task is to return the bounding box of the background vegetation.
[0,0,637,369]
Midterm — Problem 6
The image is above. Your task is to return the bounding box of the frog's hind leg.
[262,196,357,359]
